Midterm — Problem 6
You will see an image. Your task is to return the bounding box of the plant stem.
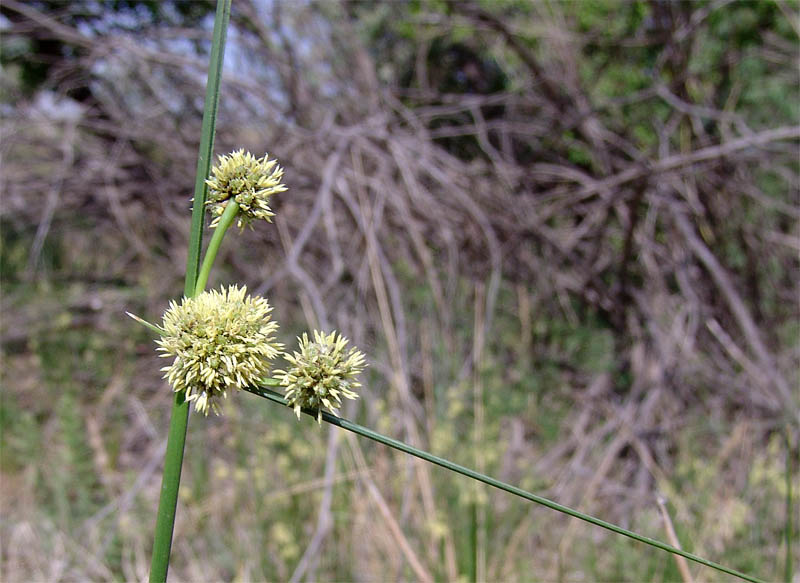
[149,392,190,583]
[184,1,231,295]
[149,1,231,581]
[786,429,795,583]
[245,384,767,583]
[194,201,240,296]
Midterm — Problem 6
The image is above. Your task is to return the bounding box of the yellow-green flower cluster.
[276,330,367,422]
[205,149,287,229]
[157,285,282,415]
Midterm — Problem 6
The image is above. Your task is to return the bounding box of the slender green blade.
[149,393,189,583]
[149,2,231,582]
[786,430,795,583]
[245,384,767,583]
[184,0,231,299]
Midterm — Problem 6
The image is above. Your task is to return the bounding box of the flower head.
[205,149,287,229]
[156,285,282,415]
[276,330,367,422]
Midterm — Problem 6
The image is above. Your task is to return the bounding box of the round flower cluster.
[157,285,282,415]
[205,149,287,229]
[276,330,367,422]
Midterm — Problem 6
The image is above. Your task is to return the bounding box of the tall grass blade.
[184,1,231,299]
[149,1,231,581]
[786,429,795,583]
[245,384,766,583]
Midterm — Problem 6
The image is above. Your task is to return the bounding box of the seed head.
[276,330,367,423]
[157,285,282,415]
[205,149,287,229]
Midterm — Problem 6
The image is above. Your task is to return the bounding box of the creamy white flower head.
[205,149,287,229]
[276,330,367,423]
[157,285,282,415]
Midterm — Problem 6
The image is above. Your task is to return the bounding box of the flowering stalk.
[194,200,239,295]
[149,144,287,579]
[149,1,231,581]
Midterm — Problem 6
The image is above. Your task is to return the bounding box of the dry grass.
[1,1,798,581]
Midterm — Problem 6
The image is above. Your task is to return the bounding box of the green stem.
[149,1,231,581]
[149,393,190,583]
[469,502,478,582]
[194,201,240,296]
[785,429,795,583]
[245,384,766,583]
[184,2,231,297]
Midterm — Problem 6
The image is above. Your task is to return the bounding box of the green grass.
[3,209,793,581]
[2,267,793,580]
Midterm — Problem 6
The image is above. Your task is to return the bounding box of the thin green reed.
[185,0,231,298]
[149,1,231,581]
[246,383,767,583]
[786,429,795,583]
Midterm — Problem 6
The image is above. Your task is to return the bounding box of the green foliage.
[576,0,649,39]
[0,392,40,473]
[56,392,105,519]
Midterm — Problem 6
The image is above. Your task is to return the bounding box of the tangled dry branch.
[2,1,798,580]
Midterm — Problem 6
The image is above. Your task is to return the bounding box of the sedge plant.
[145,1,232,579]
[132,2,768,581]
[133,141,766,583]
[135,143,365,577]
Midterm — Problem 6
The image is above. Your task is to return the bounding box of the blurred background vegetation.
[1,0,798,581]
